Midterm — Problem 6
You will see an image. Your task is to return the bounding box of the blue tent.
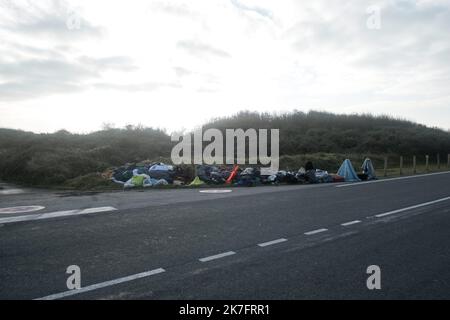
[337,159,361,182]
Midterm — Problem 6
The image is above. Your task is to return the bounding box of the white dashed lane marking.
[199,190,233,194]
[258,238,288,247]
[304,228,328,235]
[31,195,450,299]
[341,220,361,226]
[199,251,236,262]
[35,268,166,300]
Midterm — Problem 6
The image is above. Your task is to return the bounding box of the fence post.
[425,155,429,172]
[437,153,440,169]
[384,157,388,177]
[399,156,403,175]
[448,154,450,168]
[413,155,416,174]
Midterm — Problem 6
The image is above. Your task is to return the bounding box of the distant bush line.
[1,110,449,187]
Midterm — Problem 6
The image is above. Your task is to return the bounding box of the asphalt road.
[0,172,449,300]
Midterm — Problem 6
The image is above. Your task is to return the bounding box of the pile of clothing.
[186,161,336,186]
[111,162,175,188]
[264,161,333,185]
[236,167,261,186]
[196,165,231,185]
[110,158,377,189]
[273,170,298,184]
[111,164,136,184]
[148,163,174,183]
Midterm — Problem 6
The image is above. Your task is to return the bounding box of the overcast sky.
[1,0,449,133]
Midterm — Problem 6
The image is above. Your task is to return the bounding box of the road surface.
[1,172,449,299]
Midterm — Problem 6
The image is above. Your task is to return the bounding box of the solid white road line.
[35,268,165,300]
[199,251,236,262]
[304,228,328,235]
[0,206,117,224]
[374,196,450,218]
[258,238,288,247]
[341,220,362,226]
[336,171,450,188]
[0,205,45,214]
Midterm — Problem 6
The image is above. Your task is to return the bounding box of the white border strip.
[374,196,450,218]
[336,171,450,188]
[35,268,165,300]
[258,238,288,247]
[0,206,117,224]
[199,251,236,262]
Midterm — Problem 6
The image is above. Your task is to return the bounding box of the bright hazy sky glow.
[1,0,449,133]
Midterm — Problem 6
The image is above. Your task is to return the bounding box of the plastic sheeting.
[149,163,173,171]
[362,158,376,180]
[337,159,361,182]
[144,178,168,187]
[189,176,205,186]
[148,163,174,183]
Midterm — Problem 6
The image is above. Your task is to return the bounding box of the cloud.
[230,0,273,20]
[0,80,84,102]
[92,82,181,92]
[77,56,137,72]
[286,0,450,68]
[2,41,66,60]
[173,66,192,77]
[0,1,140,101]
[2,0,450,131]
[0,56,95,101]
[0,0,104,40]
[149,1,197,19]
[281,0,450,100]
[177,40,231,59]
[0,53,138,101]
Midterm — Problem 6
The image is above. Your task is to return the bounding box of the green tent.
[189,176,205,186]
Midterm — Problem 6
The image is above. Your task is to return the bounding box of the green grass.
[381,164,450,178]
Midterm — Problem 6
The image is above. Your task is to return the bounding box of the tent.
[337,159,361,182]
[361,158,376,180]
[189,176,205,186]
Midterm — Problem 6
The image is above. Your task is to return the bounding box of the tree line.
[0,110,449,186]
